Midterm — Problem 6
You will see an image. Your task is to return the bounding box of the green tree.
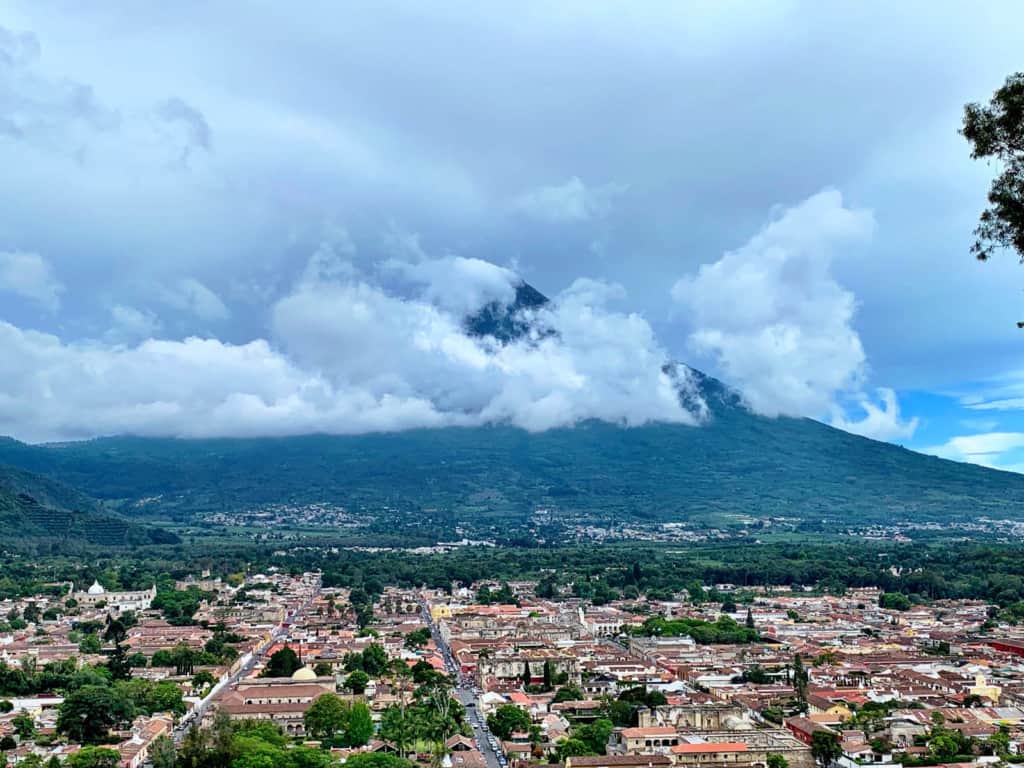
[346,701,375,747]
[304,693,350,742]
[0,735,15,751]
[745,608,755,629]
[193,670,217,691]
[404,628,431,650]
[557,738,593,759]
[313,662,333,677]
[343,755,413,768]
[66,747,121,768]
[58,685,135,744]
[380,705,417,757]
[962,73,1024,264]
[361,644,388,677]
[767,754,789,768]
[106,641,133,681]
[12,711,35,738]
[553,684,583,703]
[150,734,177,768]
[346,670,371,694]
[261,646,301,678]
[79,633,102,654]
[810,731,841,767]
[792,654,809,704]
[487,704,531,740]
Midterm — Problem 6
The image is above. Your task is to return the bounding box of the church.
[72,580,157,612]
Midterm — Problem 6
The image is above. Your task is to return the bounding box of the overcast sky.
[3,2,1024,470]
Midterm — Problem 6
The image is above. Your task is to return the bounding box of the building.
[72,581,157,612]
[218,667,334,736]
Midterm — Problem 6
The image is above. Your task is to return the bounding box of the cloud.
[106,304,160,341]
[672,188,875,418]
[925,431,1024,471]
[153,97,212,165]
[383,255,518,315]
[0,247,703,442]
[0,251,64,312]
[829,387,918,441]
[160,278,230,321]
[513,177,627,222]
[0,24,119,149]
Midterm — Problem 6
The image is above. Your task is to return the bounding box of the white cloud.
[160,277,230,321]
[0,251,64,312]
[107,304,160,341]
[0,248,704,442]
[672,188,875,419]
[383,255,518,315]
[829,388,918,441]
[513,177,627,222]
[924,431,1024,471]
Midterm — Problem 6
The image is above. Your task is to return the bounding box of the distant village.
[3,572,1024,768]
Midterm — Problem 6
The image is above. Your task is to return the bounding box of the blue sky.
[2,2,1024,471]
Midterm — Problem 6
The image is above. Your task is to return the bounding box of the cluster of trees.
[633,615,760,644]
[554,718,614,760]
[151,587,213,626]
[57,678,184,744]
[303,694,374,747]
[379,673,468,756]
[475,583,516,605]
[343,644,389,677]
[172,710,372,768]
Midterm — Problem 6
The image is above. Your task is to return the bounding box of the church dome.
[87,580,106,596]
[292,666,317,681]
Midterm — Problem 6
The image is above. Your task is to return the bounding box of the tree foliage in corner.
[963,73,1024,268]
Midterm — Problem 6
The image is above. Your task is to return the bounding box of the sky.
[2,2,1024,471]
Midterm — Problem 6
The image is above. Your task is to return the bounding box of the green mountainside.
[1,378,1022,533]
[0,464,177,547]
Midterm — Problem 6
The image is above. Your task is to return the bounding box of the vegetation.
[962,72,1024,264]
[632,615,759,644]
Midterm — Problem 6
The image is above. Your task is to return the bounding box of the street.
[422,598,507,768]
[173,585,318,744]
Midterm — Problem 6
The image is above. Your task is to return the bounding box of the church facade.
[72,580,157,611]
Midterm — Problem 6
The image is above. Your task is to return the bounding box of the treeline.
[6,540,1024,608]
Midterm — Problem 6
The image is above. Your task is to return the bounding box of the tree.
[810,731,841,767]
[557,738,593,759]
[792,654,809,704]
[0,700,12,713]
[487,704,531,740]
[193,670,217,691]
[767,754,789,768]
[79,633,102,654]
[313,662,333,677]
[106,641,133,681]
[553,684,583,703]
[404,628,431,650]
[12,711,35,738]
[721,598,738,614]
[745,608,755,629]
[520,661,531,687]
[171,642,197,676]
[380,705,417,757]
[0,735,15,751]
[58,685,135,744]
[150,735,177,768]
[343,755,413,768]
[304,693,350,742]
[346,670,371,694]
[962,73,1024,265]
[262,646,301,678]
[66,747,121,768]
[543,660,553,691]
[346,701,375,747]
[361,644,388,677]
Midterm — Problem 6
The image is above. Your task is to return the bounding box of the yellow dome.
[292,666,317,681]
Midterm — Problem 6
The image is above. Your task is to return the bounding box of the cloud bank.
[0,245,703,443]
[672,189,917,440]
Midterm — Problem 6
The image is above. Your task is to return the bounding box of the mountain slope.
[0,397,1022,532]
[0,464,177,547]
